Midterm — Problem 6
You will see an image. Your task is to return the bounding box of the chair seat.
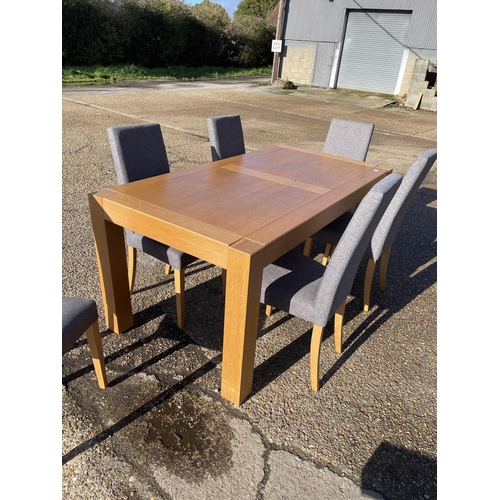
[261,250,326,326]
[126,230,198,269]
[62,297,98,355]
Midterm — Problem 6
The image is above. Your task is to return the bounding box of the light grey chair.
[207,114,246,161]
[322,117,375,160]
[261,173,402,391]
[62,297,108,389]
[313,148,437,312]
[107,123,198,329]
[303,117,375,257]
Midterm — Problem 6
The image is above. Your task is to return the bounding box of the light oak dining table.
[88,145,391,405]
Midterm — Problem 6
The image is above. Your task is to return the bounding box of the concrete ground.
[62,77,437,500]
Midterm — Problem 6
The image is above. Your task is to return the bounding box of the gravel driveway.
[62,78,437,500]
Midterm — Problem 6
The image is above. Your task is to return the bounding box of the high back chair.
[107,123,198,329]
[322,117,375,160]
[260,173,402,391]
[303,117,375,257]
[206,114,247,292]
[313,148,437,312]
[62,297,108,389]
[207,114,246,161]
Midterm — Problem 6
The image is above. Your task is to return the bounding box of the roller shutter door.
[337,11,411,94]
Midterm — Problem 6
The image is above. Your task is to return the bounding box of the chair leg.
[322,243,335,266]
[379,247,391,291]
[363,258,377,312]
[86,321,108,389]
[174,268,185,329]
[334,299,346,354]
[303,237,314,257]
[165,264,172,275]
[310,324,324,392]
[221,269,227,295]
[265,305,272,316]
[128,246,137,294]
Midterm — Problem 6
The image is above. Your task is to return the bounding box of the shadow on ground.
[362,441,437,500]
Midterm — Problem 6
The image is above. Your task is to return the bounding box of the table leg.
[88,193,133,334]
[221,241,265,406]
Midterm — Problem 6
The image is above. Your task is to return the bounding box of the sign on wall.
[271,40,282,53]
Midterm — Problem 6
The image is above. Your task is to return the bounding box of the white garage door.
[337,11,411,94]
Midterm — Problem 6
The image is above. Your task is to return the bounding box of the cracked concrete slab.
[263,450,384,500]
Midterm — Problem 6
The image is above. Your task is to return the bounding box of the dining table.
[88,145,391,406]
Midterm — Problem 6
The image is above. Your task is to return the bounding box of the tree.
[191,0,230,30]
[233,0,278,19]
[62,0,112,66]
[227,14,275,67]
[191,0,231,66]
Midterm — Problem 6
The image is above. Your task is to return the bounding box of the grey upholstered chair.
[62,297,108,389]
[322,117,375,160]
[313,148,437,312]
[303,117,375,257]
[206,114,246,293]
[107,123,198,328]
[261,173,402,391]
[207,114,246,161]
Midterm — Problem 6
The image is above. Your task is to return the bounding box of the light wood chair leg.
[303,237,314,257]
[165,264,172,275]
[379,247,391,291]
[310,324,324,391]
[363,258,377,312]
[334,299,346,354]
[174,268,185,329]
[86,321,108,389]
[322,243,335,266]
[128,246,137,294]
[221,269,227,295]
[265,305,272,316]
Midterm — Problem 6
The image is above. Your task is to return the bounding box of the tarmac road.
[62,76,437,500]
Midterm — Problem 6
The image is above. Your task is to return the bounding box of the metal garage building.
[276,0,436,103]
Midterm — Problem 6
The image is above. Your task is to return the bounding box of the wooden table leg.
[220,241,265,406]
[88,193,134,334]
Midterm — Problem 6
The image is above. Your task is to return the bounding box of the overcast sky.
[183,0,240,16]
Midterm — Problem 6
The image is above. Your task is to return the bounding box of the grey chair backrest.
[207,114,246,161]
[369,148,437,261]
[322,118,375,161]
[313,173,402,326]
[107,123,170,184]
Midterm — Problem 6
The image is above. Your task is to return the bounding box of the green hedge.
[62,0,275,68]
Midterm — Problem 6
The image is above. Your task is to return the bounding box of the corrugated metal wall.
[283,0,436,50]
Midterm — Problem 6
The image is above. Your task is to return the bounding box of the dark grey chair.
[207,114,246,161]
[313,148,437,312]
[261,173,402,391]
[303,117,375,257]
[62,297,108,389]
[206,114,247,293]
[107,123,198,329]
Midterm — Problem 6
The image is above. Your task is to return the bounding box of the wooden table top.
[95,145,390,268]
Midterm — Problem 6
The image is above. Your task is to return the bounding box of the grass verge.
[62,64,272,84]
